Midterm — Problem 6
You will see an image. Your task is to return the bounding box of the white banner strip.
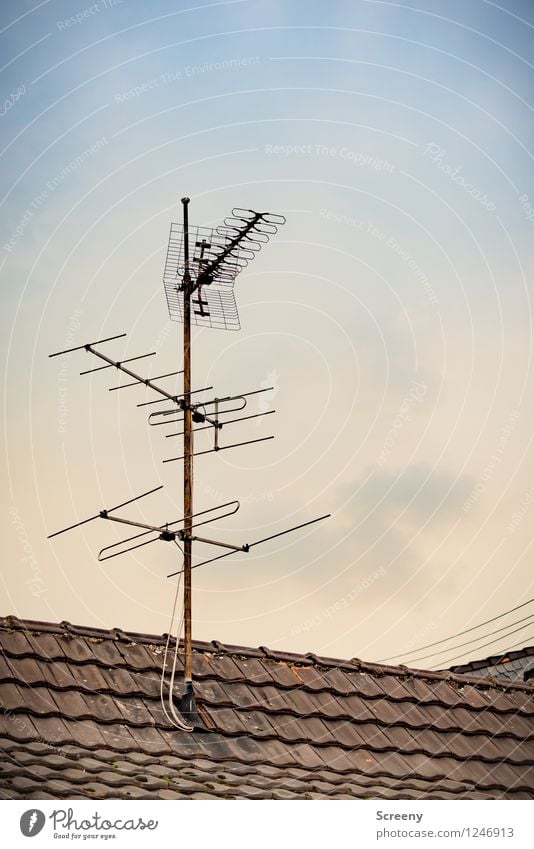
[2,799,532,848]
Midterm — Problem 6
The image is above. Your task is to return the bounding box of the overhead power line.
[377,597,534,662]
[430,623,534,670]
[430,634,534,671]
[401,613,533,666]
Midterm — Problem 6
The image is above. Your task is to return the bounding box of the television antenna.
[48,198,330,729]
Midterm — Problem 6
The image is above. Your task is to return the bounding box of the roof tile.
[90,640,125,667]
[31,715,75,746]
[26,633,65,660]
[73,720,127,751]
[231,657,278,685]
[81,692,124,723]
[99,666,138,695]
[116,697,154,727]
[0,631,33,656]
[55,635,97,663]
[116,642,157,670]
[5,655,43,686]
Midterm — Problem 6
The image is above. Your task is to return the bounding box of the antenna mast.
[181,197,194,710]
[47,197,330,730]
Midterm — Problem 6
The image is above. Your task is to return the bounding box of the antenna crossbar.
[180,533,248,553]
[98,512,169,536]
[137,386,213,409]
[47,485,163,539]
[80,351,157,376]
[50,336,184,406]
[167,513,331,577]
[162,435,274,463]
[145,387,214,421]
[151,385,276,430]
[81,345,181,404]
[192,385,275,412]
[165,409,275,438]
[97,500,241,562]
[49,333,127,358]
[109,370,183,392]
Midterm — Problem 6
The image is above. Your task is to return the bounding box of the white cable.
[167,603,187,727]
[159,544,193,732]
[160,598,192,730]
[158,396,198,733]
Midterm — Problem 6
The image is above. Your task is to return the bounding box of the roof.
[450,646,534,683]
[1,616,533,800]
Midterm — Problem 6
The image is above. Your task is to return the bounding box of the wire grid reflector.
[164,223,242,330]
[164,284,240,331]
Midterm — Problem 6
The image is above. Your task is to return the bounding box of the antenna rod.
[79,345,180,404]
[194,212,262,290]
[181,196,195,712]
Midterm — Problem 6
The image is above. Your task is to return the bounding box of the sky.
[1,0,534,669]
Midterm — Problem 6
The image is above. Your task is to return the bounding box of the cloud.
[354,463,476,524]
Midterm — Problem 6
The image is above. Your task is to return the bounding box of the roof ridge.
[450,645,534,672]
[2,647,533,717]
[2,615,533,693]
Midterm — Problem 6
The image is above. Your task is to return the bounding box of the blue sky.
[2,0,534,667]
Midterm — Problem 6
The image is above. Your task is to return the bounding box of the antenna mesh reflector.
[164,223,242,331]
[164,283,240,331]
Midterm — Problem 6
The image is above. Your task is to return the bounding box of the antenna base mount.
[179,680,201,725]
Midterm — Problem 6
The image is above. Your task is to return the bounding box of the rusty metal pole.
[181,196,194,710]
